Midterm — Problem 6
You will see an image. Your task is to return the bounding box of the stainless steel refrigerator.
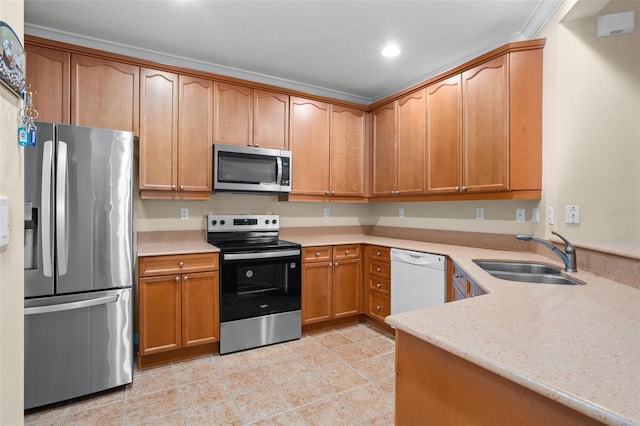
[24,122,133,409]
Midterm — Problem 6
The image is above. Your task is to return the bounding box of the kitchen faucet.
[515,231,577,273]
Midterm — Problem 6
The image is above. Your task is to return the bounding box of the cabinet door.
[139,275,181,356]
[330,106,365,197]
[372,102,397,196]
[178,75,213,192]
[24,45,70,123]
[301,261,333,325]
[213,82,252,146]
[397,89,426,195]
[181,271,219,347]
[462,55,509,192]
[253,90,289,149]
[289,97,330,195]
[139,68,179,192]
[333,258,362,319]
[426,75,462,194]
[71,55,139,134]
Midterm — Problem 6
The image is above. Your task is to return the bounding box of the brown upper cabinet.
[213,82,289,150]
[426,50,542,195]
[139,68,213,199]
[372,89,426,197]
[24,45,70,124]
[289,97,365,199]
[71,54,139,134]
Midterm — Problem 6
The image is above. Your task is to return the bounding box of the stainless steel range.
[207,214,301,354]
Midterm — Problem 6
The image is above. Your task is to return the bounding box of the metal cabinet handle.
[376,252,381,256]
[454,273,459,278]
[345,250,350,255]
[334,262,338,267]
[180,185,184,190]
[184,276,188,281]
[325,191,330,195]
[376,283,382,288]
[331,191,335,195]
[376,305,381,310]
[174,276,180,282]
[179,261,184,267]
[455,186,460,192]
[316,252,321,257]
[377,267,382,272]
[172,185,176,189]
[461,186,467,192]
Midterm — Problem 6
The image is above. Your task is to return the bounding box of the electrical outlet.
[531,208,540,223]
[323,208,330,218]
[476,207,484,221]
[180,208,189,220]
[565,205,581,224]
[516,208,526,222]
[398,208,404,218]
[547,207,554,225]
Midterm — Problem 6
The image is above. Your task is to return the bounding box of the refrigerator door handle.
[41,140,54,278]
[56,141,68,276]
[24,295,119,315]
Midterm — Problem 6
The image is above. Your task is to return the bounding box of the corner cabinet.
[426,48,543,196]
[139,69,213,200]
[138,252,219,368]
[301,245,362,326]
[288,97,366,200]
[213,82,289,150]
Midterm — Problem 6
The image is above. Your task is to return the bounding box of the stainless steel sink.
[473,261,584,285]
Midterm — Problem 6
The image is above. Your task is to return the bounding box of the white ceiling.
[24,0,562,105]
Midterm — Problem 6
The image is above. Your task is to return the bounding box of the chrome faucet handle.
[551,231,575,253]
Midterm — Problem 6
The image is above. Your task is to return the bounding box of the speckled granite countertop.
[286,233,639,426]
[136,230,639,425]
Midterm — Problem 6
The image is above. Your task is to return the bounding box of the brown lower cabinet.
[301,245,362,326]
[138,253,219,368]
[395,330,602,425]
[364,245,392,323]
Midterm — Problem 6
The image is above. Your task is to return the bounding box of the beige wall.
[0,0,24,423]
[136,2,640,250]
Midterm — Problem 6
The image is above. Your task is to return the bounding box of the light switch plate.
[323,208,330,218]
[547,207,554,225]
[476,207,484,221]
[516,208,526,223]
[531,208,540,223]
[180,208,189,220]
[0,196,8,248]
[398,208,404,218]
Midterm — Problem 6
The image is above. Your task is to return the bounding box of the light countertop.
[288,234,640,425]
[136,231,639,425]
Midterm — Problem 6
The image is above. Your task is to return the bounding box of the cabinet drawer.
[333,244,361,261]
[366,292,391,322]
[139,253,218,277]
[368,260,391,279]
[303,246,332,263]
[367,245,391,262]
[368,275,391,296]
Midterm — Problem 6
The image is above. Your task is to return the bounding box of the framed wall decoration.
[1,21,25,97]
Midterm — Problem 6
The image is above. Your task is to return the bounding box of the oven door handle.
[223,249,301,261]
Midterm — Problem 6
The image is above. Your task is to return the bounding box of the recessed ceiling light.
[381,44,401,58]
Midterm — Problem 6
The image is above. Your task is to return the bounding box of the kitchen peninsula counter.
[282,232,640,426]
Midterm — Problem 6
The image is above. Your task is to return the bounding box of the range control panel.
[207,214,279,232]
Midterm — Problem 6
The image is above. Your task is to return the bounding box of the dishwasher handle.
[391,249,444,267]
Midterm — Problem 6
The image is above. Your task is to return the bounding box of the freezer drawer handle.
[224,249,301,261]
[24,295,119,315]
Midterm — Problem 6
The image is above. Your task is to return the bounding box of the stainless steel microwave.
[213,144,292,194]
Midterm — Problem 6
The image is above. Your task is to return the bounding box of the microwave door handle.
[276,157,283,186]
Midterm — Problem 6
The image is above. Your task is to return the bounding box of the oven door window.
[220,255,301,322]
[218,152,278,185]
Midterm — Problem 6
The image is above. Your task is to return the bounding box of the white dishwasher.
[390,248,446,315]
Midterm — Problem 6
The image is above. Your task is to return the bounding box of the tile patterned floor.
[24,324,395,425]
